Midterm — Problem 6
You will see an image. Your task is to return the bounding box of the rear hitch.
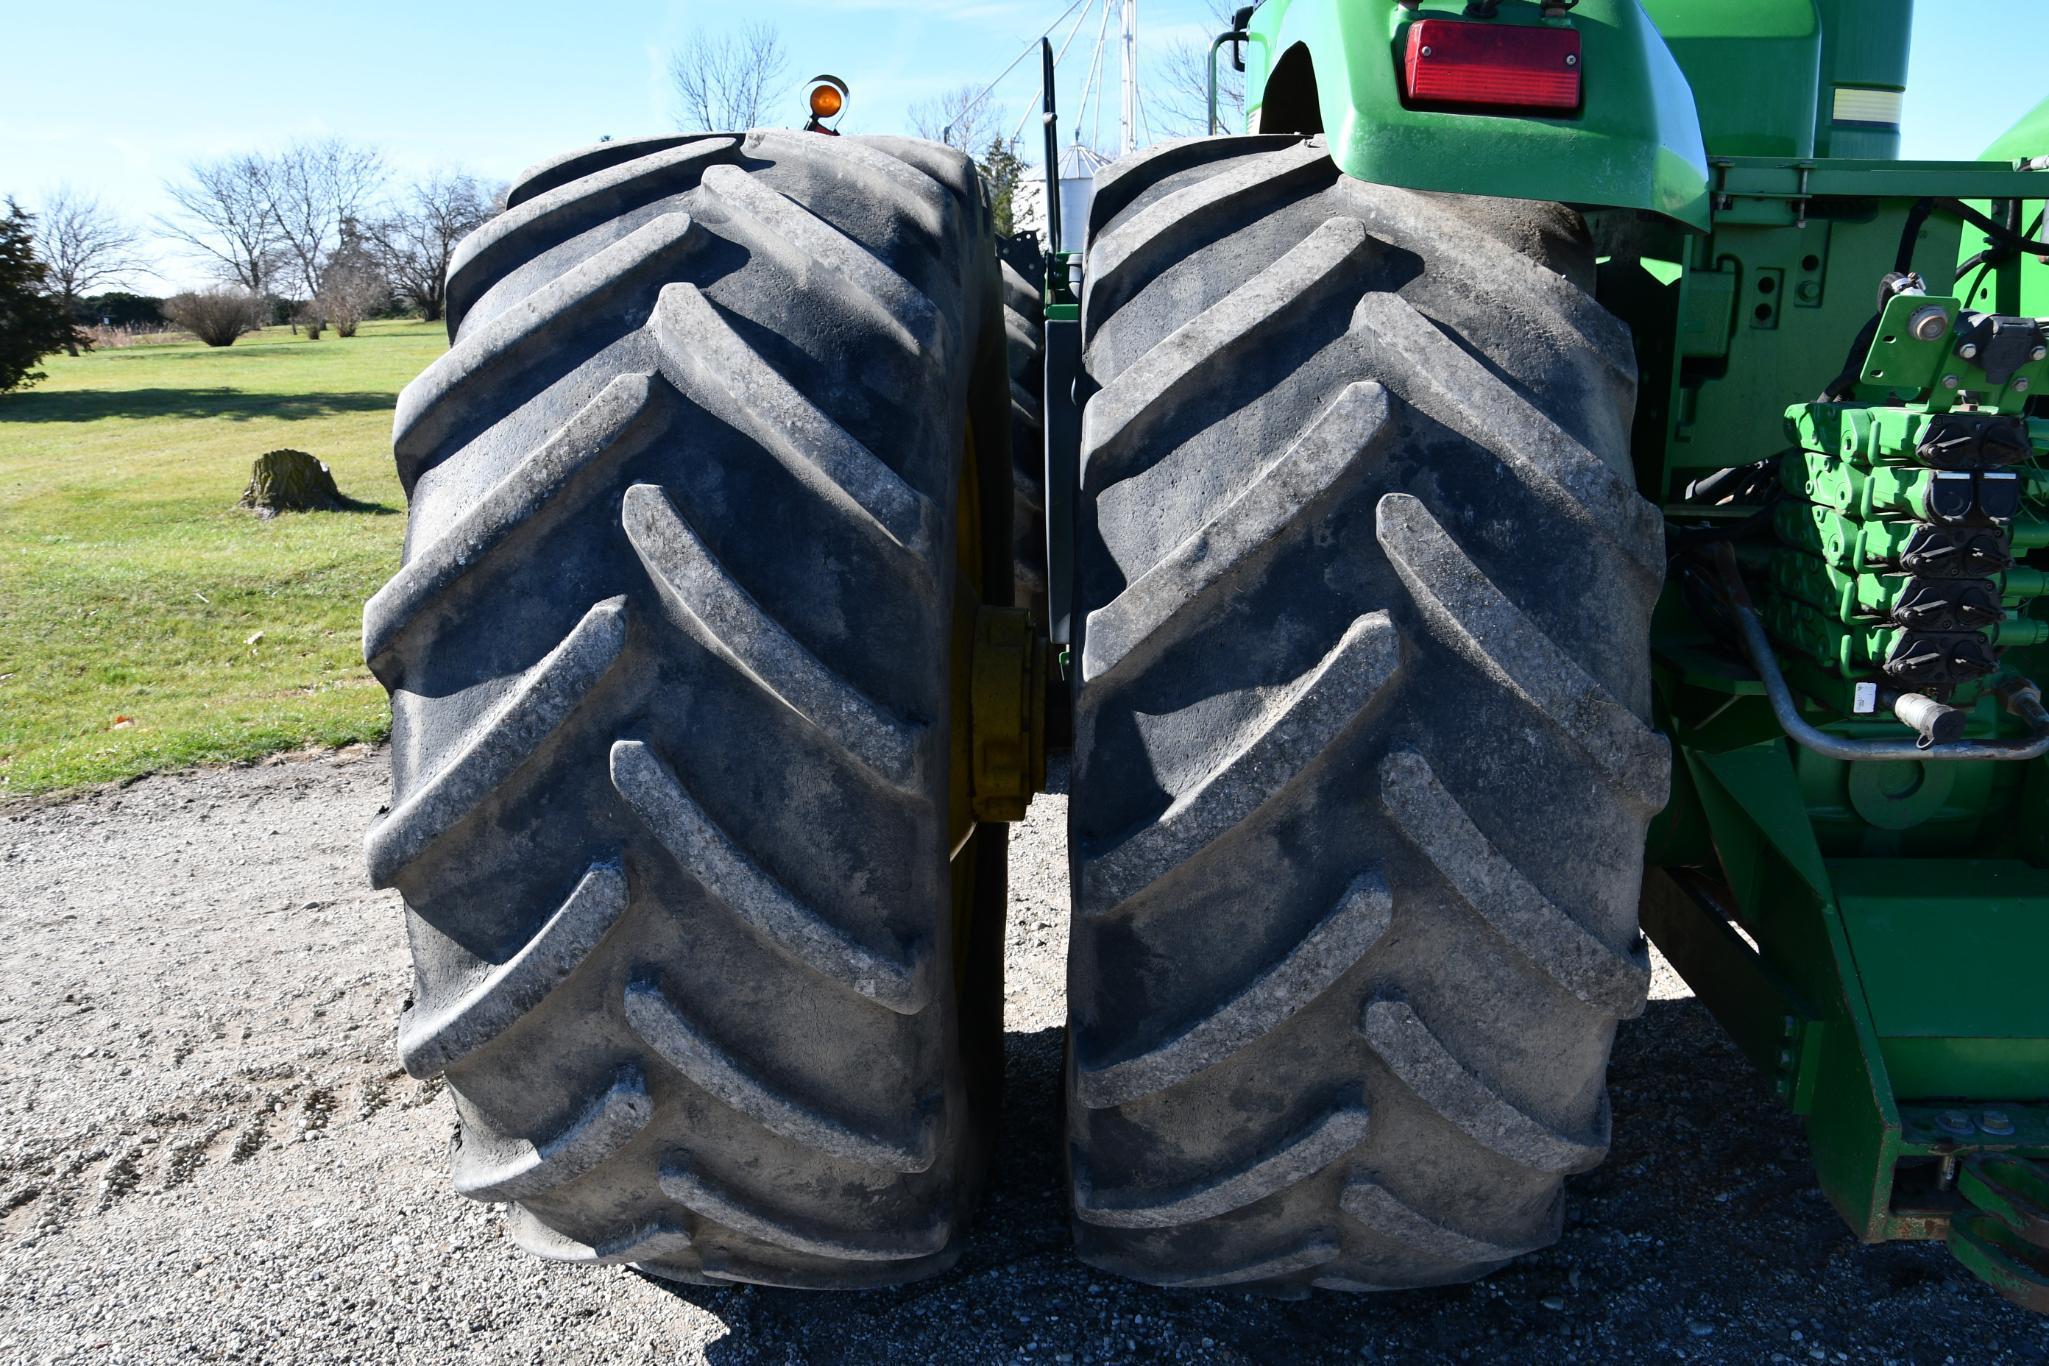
[1952,1154,2049,1313]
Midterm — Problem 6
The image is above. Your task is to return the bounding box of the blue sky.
[2,0,2041,291]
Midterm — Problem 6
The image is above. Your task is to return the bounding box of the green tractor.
[364,0,2049,1307]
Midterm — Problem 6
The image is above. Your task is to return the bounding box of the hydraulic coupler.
[1770,289,2049,716]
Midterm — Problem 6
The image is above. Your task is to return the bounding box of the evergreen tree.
[978,139,1027,238]
[0,200,85,394]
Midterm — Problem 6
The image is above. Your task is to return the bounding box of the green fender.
[1961,95,2049,318]
[1243,0,1711,229]
[1983,94,2049,165]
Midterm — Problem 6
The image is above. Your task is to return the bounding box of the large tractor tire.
[998,234,1048,618]
[364,129,1012,1288]
[1064,135,1668,1294]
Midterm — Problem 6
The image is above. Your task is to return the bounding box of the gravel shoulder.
[1,749,2043,1363]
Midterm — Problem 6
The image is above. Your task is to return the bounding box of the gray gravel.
[2,747,2044,1363]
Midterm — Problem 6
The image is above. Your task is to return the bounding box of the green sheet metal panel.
[1966,96,2049,320]
[1832,858,2049,1099]
[1638,0,1820,159]
[1983,95,2049,167]
[1812,0,1911,160]
[1880,1039,2049,1103]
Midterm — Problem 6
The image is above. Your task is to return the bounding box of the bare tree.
[369,171,493,323]
[668,20,790,131]
[911,84,1000,154]
[29,187,140,353]
[160,154,286,296]
[264,139,386,324]
[1151,0,1246,138]
[33,187,140,317]
[317,219,387,338]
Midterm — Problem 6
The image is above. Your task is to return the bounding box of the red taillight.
[1403,19,1582,113]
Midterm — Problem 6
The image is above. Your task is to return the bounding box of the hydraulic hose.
[1710,545,2049,762]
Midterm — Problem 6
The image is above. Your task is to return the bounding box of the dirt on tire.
[1065,135,1664,1293]
[368,130,1012,1286]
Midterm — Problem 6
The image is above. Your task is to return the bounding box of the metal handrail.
[1206,24,1248,135]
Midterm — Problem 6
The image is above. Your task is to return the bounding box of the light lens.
[809,82,845,119]
[1403,19,1581,113]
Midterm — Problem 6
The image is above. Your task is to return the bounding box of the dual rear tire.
[1063,135,1665,1293]
[367,130,1009,1287]
[369,132,1664,1292]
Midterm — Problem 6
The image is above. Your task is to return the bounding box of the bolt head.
[2018,378,2032,393]
[1982,1110,2017,1137]
[1909,306,1950,342]
[1939,1109,1976,1136]
[1959,342,1981,360]
[1943,375,1961,390]
[2033,345,2048,361]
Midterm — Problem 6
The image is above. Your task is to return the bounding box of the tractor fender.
[1970,95,2049,318]
[1243,0,1712,230]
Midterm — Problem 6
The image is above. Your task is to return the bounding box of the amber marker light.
[806,75,849,128]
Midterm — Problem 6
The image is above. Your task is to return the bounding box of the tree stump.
[239,449,343,517]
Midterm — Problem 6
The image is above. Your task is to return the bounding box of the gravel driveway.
[2,748,2043,1363]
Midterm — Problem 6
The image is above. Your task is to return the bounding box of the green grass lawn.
[0,319,447,798]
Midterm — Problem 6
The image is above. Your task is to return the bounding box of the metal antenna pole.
[1119,0,1138,156]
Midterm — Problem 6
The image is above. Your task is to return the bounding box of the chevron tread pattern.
[1074,1103,1369,1228]
[622,487,927,791]
[1360,998,1609,1174]
[364,372,668,676]
[623,979,938,1173]
[1081,612,1400,913]
[1339,1174,1543,1265]
[1074,873,1391,1108]
[394,212,708,490]
[650,283,937,561]
[1377,492,1668,810]
[451,136,743,332]
[1066,135,1663,1294]
[398,861,630,1077]
[1380,749,1650,1017]
[660,1160,950,1261]
[1080,380,1395,683]
[1081,216,1374,490]
[1001,248,1048,610]
[610,739,923,1010]
[369,134,1000,1287]
[365,597,627,890]
[452,1066,652,1202]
